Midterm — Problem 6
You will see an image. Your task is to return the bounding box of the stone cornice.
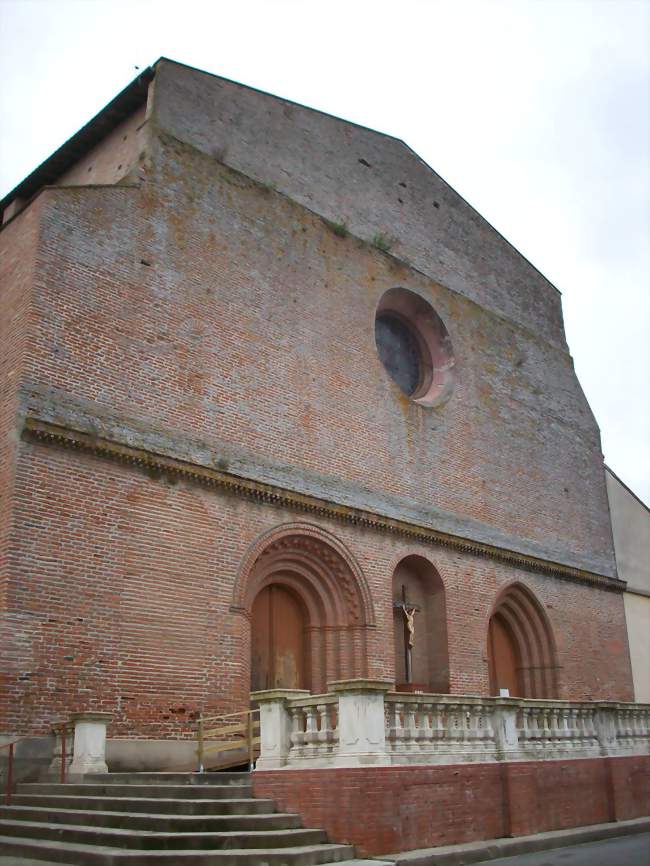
[21,417,625,593]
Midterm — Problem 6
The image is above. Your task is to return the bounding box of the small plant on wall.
[371,233,392,253]
[323,218,349,238]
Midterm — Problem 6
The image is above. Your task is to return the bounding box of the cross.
[393,585,421,684]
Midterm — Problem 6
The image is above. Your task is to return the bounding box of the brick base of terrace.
[252,756,650,856]
[251,680,650,855]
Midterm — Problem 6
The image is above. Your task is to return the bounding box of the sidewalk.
[377,817,650,865]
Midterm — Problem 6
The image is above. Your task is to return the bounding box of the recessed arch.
[487,582,559,698]
[236,523,374,694]
[391,553,449,693]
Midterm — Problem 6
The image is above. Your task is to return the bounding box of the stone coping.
[251,689,311,703]
[329,679,395,693]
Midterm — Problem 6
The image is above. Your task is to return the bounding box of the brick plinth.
[252,756,650,856]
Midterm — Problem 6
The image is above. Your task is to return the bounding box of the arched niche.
[392,555,449,693]
[237,525,374,694]
[487,583,559,698]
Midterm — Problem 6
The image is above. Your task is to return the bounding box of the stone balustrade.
[252,681,650,769]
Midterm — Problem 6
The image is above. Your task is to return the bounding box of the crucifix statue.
[394,584,420,684]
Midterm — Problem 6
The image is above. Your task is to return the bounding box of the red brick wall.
[253,756,650,856]
[22,145,616,577]
[0,437,632,737]
[57,105,146,188]
[0,202,40,653]
[0,91,633,736]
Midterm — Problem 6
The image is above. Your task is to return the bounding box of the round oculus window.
[374,313,423,397]
[374,287,456,407]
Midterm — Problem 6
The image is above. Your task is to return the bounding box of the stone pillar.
[48,727,73,778]
[594,702,619,756]
[493,698,520,760]
[329,679,393,767]
[69,712,112,776]
[251,689,309,770]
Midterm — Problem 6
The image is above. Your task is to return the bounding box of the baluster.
[482,704,493,751]
[615,707,626,744]
[576,708,586,751]
[467,704,481,753]
[393,702,406,751]
[641,709,650,743]
[539,707,551,751]
[558,707,571,751]
[317,703,332,746]
[567,708,579,750]
[459,704,473,753]
[447,703,461,751]
[304,705,319,747]
[585,707,597,750]
[431,703,444,745]
[533,707,542,749]
[419,702,432,749]
[632,707,641,751]
[549,707,560,750]
[475,704,493,753]
[331,703,339,743]
[404,702,417,750]
[623,707,632,747]
[518,707,529,746]
[627,709,636,748]
[625,708,634,742]
[289,706,306,750]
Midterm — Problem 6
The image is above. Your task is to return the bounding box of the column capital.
[70,712,113,724]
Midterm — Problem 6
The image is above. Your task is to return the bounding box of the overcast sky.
[1,0,649,504]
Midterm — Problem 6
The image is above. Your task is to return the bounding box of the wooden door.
[488,614,520,697]
[251,584,307,691]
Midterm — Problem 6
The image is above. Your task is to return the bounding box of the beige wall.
[606,467,650,701]
[623,593,650,702]
[606,468,650,594]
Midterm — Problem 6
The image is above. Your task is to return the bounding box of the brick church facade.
[1,60,645,850]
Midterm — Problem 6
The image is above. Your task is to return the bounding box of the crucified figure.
[402,604,416,649]
[394,585,420,684]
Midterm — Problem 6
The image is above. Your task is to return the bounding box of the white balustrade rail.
[287,694,339,767]
[252,681,650,770]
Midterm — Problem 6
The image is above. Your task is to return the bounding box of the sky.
[1,0,649,504]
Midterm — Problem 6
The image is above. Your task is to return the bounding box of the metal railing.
[196,708,260,772]
[1,721,72,804]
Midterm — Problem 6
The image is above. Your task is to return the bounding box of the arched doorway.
[487,583,559,698]
[392,555,449,693]
[239,525,374,695]
[487,612,519,697]
[251,584,309,691]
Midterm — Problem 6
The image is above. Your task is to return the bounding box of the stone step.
[0,835,355,865]
[0,806,302,832]
[16,783,253,799]
[10,795,276,815]
[82,773,249,786]
[0,820,327,851]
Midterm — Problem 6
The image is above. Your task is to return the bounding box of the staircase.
[0,772,355,865]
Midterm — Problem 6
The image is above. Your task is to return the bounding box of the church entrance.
[487,613,520,696]
[487,583,559,698]
[251,584,308,691]
[241,526,374,695]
